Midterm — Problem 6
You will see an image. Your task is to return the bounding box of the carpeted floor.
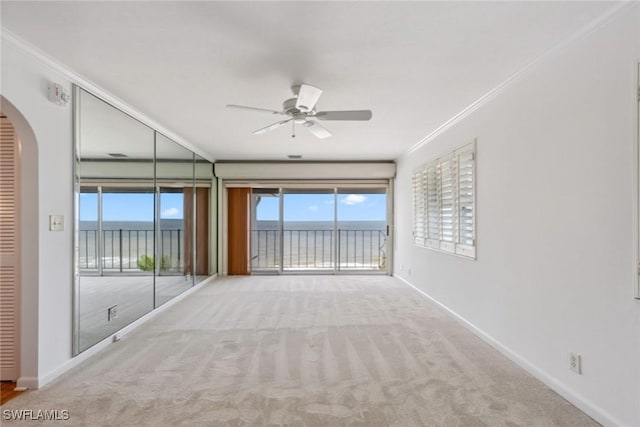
[1,276,599,426]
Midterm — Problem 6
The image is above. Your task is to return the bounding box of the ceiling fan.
[226,84,372,139]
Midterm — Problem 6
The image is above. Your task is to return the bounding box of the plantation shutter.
[439,155,456,252]
[456,146,475,257]
[425,161,440,248]
[411,141,475,258]
[412,168,426,246]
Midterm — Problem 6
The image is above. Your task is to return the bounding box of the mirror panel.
[74,87,214,354]
[76,88,155,353]
[194,154,213,282]
[155,133,195,306]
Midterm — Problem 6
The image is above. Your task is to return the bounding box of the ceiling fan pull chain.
[291,120,296,138]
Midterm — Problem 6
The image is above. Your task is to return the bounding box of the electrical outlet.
[569,353,582,374]
[107,305,117,321]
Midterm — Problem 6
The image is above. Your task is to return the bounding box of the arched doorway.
[0,113,20,381]
[1,96,39,389]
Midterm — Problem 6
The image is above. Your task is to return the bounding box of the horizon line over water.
[254,220,386,230]
[81,220,386,230]
[80,219,183,230]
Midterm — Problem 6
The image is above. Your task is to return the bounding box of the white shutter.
[412,168,426,246]
[412,141,476,258]
[0,116,19,380]
[439,155,456,252]
[456,145,475,258]
[425,161,440,248]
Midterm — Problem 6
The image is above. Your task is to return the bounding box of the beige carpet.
[2,276,598,426]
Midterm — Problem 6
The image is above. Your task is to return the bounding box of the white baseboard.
[36,275,218,389]
[16,377,38,390]
[393,274,628,427]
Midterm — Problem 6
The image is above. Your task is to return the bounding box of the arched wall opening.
[1,95,40,388]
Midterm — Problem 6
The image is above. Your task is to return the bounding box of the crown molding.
[1,28,215,162]
[401,1,634,158]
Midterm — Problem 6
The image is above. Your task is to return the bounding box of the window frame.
[412,141,476,259]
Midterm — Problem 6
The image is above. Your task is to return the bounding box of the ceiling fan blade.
[314,110,372,121]
[253,118,293,135]
[303,120,332,139]
[295,84,323,112]
[227,104,284,115]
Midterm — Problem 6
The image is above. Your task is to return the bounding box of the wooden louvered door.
[0,116,19,381]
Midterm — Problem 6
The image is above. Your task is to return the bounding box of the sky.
[257,193,386,222]
[80,192,184,221]
[80,191,386,222]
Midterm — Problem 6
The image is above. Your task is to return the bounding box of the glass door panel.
[282,190,335,272]
[101,190,155,273]
[251,188,281,273]
[337,188,387,272]
[78,188,99,273]
[158,189,185,275]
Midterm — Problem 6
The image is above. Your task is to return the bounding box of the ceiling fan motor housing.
[283,98,311,123]
[283,98,302,114]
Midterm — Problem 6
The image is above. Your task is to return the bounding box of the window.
[412,142,476,258]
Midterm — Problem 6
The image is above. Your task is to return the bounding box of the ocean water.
[254,220,386,231]
[252,220,387,270]
[78,220,387,271]
[79,220,186,270]
[80,220,183,230]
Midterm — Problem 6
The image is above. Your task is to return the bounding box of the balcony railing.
[251,229,387,271]
[80,228,387,273]
[78,229,183,272]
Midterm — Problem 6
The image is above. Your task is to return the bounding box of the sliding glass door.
[248,185,388,274]
[337,188,387,272]
[282,189,335,272]
[250,189,281,273]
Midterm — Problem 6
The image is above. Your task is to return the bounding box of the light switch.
[49,214,64,231]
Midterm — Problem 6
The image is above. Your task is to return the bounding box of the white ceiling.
[1,1,617,161]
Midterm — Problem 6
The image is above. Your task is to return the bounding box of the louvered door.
[0,116,19,381]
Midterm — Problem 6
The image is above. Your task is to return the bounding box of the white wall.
[1,40,74,387]
[394,6,640,427]
[1,35,219,388]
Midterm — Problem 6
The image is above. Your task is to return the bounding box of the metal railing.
[251,229,387,271]
[78,229,183,272]
[80,227,387,273]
